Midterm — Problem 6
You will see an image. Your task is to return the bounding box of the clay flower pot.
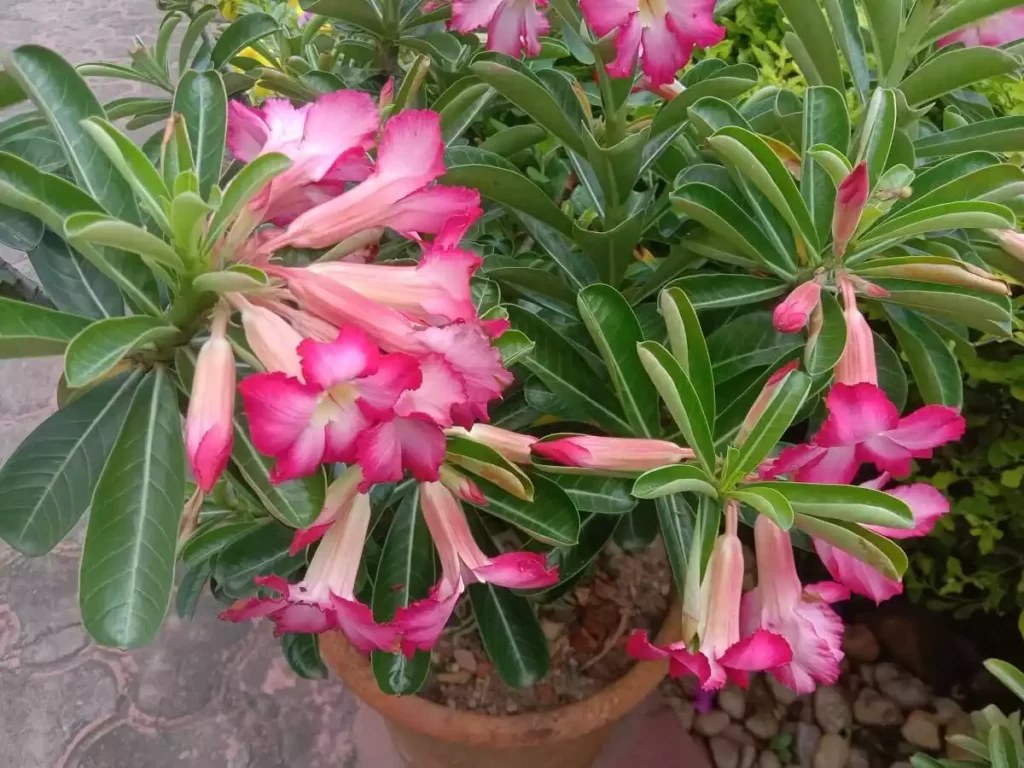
[320,601,682,768]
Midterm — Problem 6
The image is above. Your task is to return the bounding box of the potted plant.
[1,0,1023,765]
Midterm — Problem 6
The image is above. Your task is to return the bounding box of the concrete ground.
[0,3,706,765]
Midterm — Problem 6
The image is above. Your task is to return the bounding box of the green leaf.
[573,211,645,288]
[663,274,787,311]
[179,6,218,74]
[577,284,660,438]
[307,0,386,35]
[212,520,303,596]
[173,71,227,199]
[211,13,280,68]
[462,474,580,546]
[984,659,1024,704]
[661,287,715,425]
[207,152,291,246]
[506,305,633,436]
[175,560,210,620]
[732,487,795,530]
[915,117,1024,158]
[0,372,140,555]
[862,0,902,80]
[777,0,845,90]
[632,464,718,499]
[822,0,870,100]
[479,124,548,157]
[371,488,435,695]
[727,369,809,485]
[637,341,716,473]
[707,311,803,384]
[550,474,636,515]
[614,503,659,551]
[648,64,759,149]
[440,82,494,146]
[466,511,549,688]
[805,291,847,377]
[281,633,328,680]
[899,47,1022,107]
[874,331,908,412]
[859,202,1015,247]
[0,46,141,224]
[922,0,1024,46]
[989,722,1019,768]
[64,316,178,389]
[180,520,262,568]
[793,514,907,581]
[885,306,962,408]
[0,296,91,357]
[656,494,695,598]
[445,433,533,502]
[64,213,186,273]
[0,68,26,109]
[79,367,186,647]
[802,87,850,245]
[749,482,914,529]
[869,277,1013,336]
[28,229,123,319]
[854,88,897,187]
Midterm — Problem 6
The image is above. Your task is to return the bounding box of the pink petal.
[219,595,286,623]
[386,186,482,240]
[773,443,860,484]
[356,353,424,418]
[356,416,446,488]
[261,99,309,152]
[607,12,643,78]
[268,601,335,635]
[815,383,900,447]
[450,0,504,32]
[769,603,845,694]
[333,596,397,653]
[189,424,234,493]
[857,435,914,478]
[226,101,269,162]
[394,580,463,657]
[239,373,320,456]
[417,324,514,406]
[270,421,328,483]
[803,581,851,603]
[867,483,950,539]
[375,108,447,183]
[625,629,670,661]
[300,89,379,179]
[884,405,966,452]
[773,281,822,334]
[394,354,467,427]
[473,552,559,588]
[718,629,793,671]
[814,539,902,605]
[639,15,690,86]
[298,327,380,390]
[531,438,592,467]
[579,0,636,36]
[413,245,483,323]
[289,521,333,556]
[487,0,550,57]
[320,147,373,183]
[323,401,373,464]
[666,0,726,47]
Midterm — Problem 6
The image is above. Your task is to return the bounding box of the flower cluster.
[179,90,554,654]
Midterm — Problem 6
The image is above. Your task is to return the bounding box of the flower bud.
[185,310,236,492]
[832,163,869,259]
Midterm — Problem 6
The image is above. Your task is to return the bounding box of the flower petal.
[867,483,950,540]
[718,629,793,671]
[815,383,900,446]
[298,327,380,390]
[333,596,396,653]
[607,12,643,78]
[394,579,463,657]
[884,405,966,452]
[226,101,269,162]
[356,416,446,487]
[579,0,636,36]
[394,354,467,427]
[814,539,902,605]
[386,185,483,240]
[356,353,424,418]
[239,372,320,456]
[473,552,559,588]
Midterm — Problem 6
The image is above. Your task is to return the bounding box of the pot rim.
[320,600,682,749]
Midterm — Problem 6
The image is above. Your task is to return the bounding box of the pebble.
[740,745,757,768]
[881,676,931,711]
[746,711,780,740]
[814,687,852,734]
[719,682,748,720]
[710,736,741,768]
[435,671,473,685]
[453,649,477,674]
[795,722,822,768]
[844,624,881,662]
[859,665,875,687]
[758,751,782,768]
[540,619,563,642]
[945,714,975,760]
[874,663,901,687]
[725,722,756,747]
[932,697,964,726]
[697,710,732,737]
[848,747,870,768]
[768,675,800,706]
[901,711,941,751]
[813,734,850,768]
[669,696,695,732]
[854,688,904,727]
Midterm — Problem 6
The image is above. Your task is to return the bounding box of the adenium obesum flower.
[938,8,1024,48]
[832,162,869,259]
[220,487,395,652]
[741,516,848,693]
[815,474,950,604]
[459,424,538,465]
[773,280,822,333]
[532,435,695,473]
[627,503,792,691]
[580,0,725,86]
[232,295,303,377]
[395,482,558,656]
[185,308,235,492]
[431,0,550,58]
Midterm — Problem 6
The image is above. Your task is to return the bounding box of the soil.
[419,539,673,715]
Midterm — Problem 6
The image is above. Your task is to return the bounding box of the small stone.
[902,711,941,751]
[854,688,904,727]
[814,686,852,734]
[453,649,477,674]
[814,734,850,768]
[719,682,748,720]
[882,676,931,711]
[536,683,557,707]
[725,722,756,746]
[860,665,875,687]
[848,747,870,768]
[932,697,964,726]
[574,586,591,606]
[746,711,780,740]
[540,619,564,642]
[796,723,822,768]
[668,696,695,732]
[946,714,975,760]
[475,660,493,679]
[759,752,782,768]
[843,624,881,662]
[768,675,800,706]
[710,736,741,768]
[874,663,901,687]
[697,710,732,737]
[505,700,519,714]
[740,745,758,768]
[435,671,473,685]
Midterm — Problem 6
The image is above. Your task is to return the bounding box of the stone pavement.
[0,4,706,766]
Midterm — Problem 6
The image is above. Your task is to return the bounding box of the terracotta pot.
[320,601,681,768]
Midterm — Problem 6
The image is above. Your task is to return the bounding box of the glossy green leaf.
[859,201,1015,247]
[922,0,1024,46]
[28,229,123,319]
[822,0,869,100]
[213,520,303,596]
[664,274,787,311]
[577,284,660,437]
[445,434,533,502]
[854,88,897,187]
[732,487,795,530]
[984,659,1024,705]
[632,464,718,499]
[727,368,809,485]
[805,291,847,377]
[637,341,716,473]
[176,560,211,620]
[64,315,178,389]
[777,0,845,90]
[281,633,328,680]
[873,331,908,413]
[889,158,1022,219]
[899,47,1022,107]
[544,512,620,589]
[207,152,291,245]
[614,503,659,551]
[506,305,632,435]
[440,82,494,146]
[462,473,579,546]
[885,306,962,408]
[0,45,141,224]
[65,213,186,273]
[573,211,645,288]
[180,520,263,568]
[485,265,576,315]
[173,71,227,199]
[749,482,914,529]
[0,297,91,358]
[372,488,435,695]
[862,0,901,80]
[707,311,804,385]
[793,514,907,581]
[550,474,636,515]
[802,87,849,245]
[0,372,140,556]
[870,276,1013,336]
[211,13,280,67]
[80,367,186,648]
[308,0,386,34]
[661,287,715,425]
[656,494,695,598]
[915,117,1024,158]
[479,124,548,157]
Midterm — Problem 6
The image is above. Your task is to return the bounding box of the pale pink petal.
[356,416,446,487]
[226,100,269,163]
[356,353,424,418]
[417,324,514,406]
[386,186,483,240]
[260,99,309,152]
[815,383,900,447]
[239,373,320,456]
[487,0,550,57]
[814,539,902,605]
[394,580,463,657]
[867,483,950,540]
[268,602,335,635]
[301,89,379,178]
[938,9,1024,48]
[320,148,373,183]
[263,180,347,227]
[413,246,482,323]
[803,581,851,603]
[219,595,286,622]
[884,405,966,452]
[607,12,642,78]
[639,15,689,86]
[375,108,446,183]
[579,0,636,36]
[333,596,396,653]
[768,606,844,694]
[298,327,380,390]
[270,421,328,483]
[394,354,467,426]
[773,281,822,334]
[450,0,504,32]
[857,435,914,478]
[323,401,373,464]
[472,552,558,588]
[718,629,792,671]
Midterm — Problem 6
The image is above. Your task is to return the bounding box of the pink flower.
[939,8,1024,48]
[814,475,950,604]
[738,361,801,447]
[627,506,792,690]
[289,464,363,555]
[395,482,558,655]
[531,435,695,473]
[580,0,725,86]
[226,92,378,224]
[773,382,966,484]
[185,310,235,492]
[773,281,822,333]
[220,491,395,652]
[233,296,304,377]
[741,516,848,693]
[238,326,422,483]
[438,0,550,57]
[460,424,537,464]
[263,110,480,250]
[834,277,877,387]
[439,464,488,505]
[833,162,869,259]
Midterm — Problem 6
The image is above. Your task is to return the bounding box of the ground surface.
[0,4,705,766]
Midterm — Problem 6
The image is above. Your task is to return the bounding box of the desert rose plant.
[0,0,1021,696]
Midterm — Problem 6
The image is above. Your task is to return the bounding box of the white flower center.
[638,0,668,25]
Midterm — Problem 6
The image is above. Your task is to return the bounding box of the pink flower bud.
[835,276,878,387]
[772,281,822,333]
[832,163,869,259]
[185,311,236,492]
[532,435,695,473]
[462,424,537,465]
[439,464,487,505]
[235,297,304,377]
